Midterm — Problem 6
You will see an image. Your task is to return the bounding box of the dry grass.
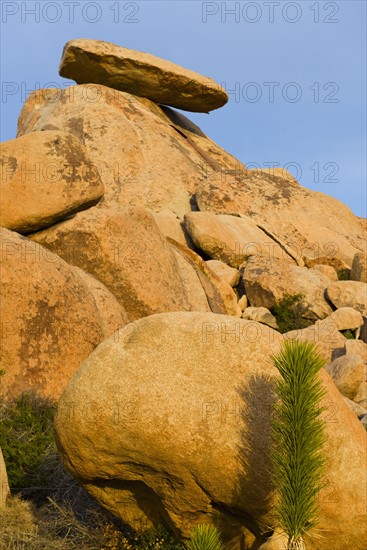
[0,392,182,550]
[0,452,182,550]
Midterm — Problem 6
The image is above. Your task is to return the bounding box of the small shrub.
[121,524,183,550]
[337,269,350,281]
[340,329,354,340]
[270,294,313,334]
[0,392,56,493]
[186,524,223,550]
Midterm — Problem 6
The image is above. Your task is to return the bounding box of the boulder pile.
[1,39,366,549]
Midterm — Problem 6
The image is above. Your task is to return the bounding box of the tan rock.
[351,252,367,283]
[285,319,346,363]
[206,260,240,287]
[361,414,367,429]
[184,211,294,268]
[354,382,367,409]
[54,311,367,550]
[167,238,241,317]
[160,105,246,174]
[345,339,367,362]
[257,529,288,550]
[238,295,248,311]
[358,217,367,236]
[169,250,211,313]
[326,307,364,331]
[242,256,332,320]
[29,206,210,321]
[17,85,239,218]
[72,267,130,336]
[196,169,365,268]
[0,131,103,234]
[0,228,129,400]
[342,396,367,419]
[0,448,10,508]
[326,281,367,315]
[242,307,278,329]
[325,354,365,400]
[310,264,338,281]
[59,39,228,113]
[154,210,193,248]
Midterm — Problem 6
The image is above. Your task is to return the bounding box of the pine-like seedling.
[186,524,224,550]
[271,340,327,550]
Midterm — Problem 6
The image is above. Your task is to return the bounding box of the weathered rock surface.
[206,260,240,287]
[0,228,129,399]
[351,252,367,283]
[196,169,365,268]
[59,39,228,113]
[30,207,217,320]
[242,256,333,320]
[0,131,104,234]
[325,354,365,400]
[326,307,364,331]
[184,211,294,268]
[309,264,338,281]
[342,396,367,419]
[17,85,239,218]
[54,311,367,550]
[354,382,367,409]
[242,307,278,329]
[345,341,367,368]
[285,319,346,363]
[238,295,248,311]
[326,281,367,315]
[167,238,241,317]
[257,529,288,550]
[72,267,130,336]
[153,210,193,248]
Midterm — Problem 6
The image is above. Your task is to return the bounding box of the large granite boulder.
[30,206,240,320]
[326,281,367,315]
[59,39,228,112]
[242,256,333,320]
[351,252,367,283]
[325,354,366,400]
[0,228,129,400]
[54,312,367,550]
[184,212,295,268]
[29,206,213,320]
[196,169,365,269]
[0,131,103,233]
[17,85,240,218]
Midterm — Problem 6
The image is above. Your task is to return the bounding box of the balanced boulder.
[59,39,228,112]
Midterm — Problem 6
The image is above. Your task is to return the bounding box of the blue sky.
[1,0,366,216]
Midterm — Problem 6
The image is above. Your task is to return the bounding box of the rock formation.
[54,312,367,550]
[1,38,366,549]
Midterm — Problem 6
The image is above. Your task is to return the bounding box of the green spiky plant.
[186,524,224,550]
[271,340,327,550]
